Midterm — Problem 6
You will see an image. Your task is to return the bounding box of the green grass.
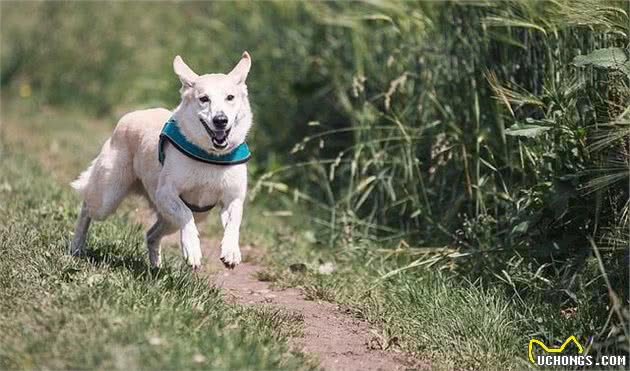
[0,101,312,370]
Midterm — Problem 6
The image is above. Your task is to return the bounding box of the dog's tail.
[70,158,97,197]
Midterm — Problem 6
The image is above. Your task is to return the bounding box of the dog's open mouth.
[200,118,231,149]
[210,128,230,149]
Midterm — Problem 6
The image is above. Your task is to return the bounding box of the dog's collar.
[158,117,251,166]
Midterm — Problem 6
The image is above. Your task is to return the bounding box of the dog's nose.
[212,113,228,129]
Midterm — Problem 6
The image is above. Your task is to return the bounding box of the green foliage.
[504,123,552,138]
[269,0,628,254]
[255,0,630,360]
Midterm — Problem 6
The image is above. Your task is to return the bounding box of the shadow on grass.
[79,244,172,281]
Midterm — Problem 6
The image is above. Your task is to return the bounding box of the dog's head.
[173,52,252,153]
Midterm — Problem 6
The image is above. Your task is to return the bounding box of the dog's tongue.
[213,130,227,141]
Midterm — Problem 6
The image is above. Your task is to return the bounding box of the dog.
[69,52,253,270]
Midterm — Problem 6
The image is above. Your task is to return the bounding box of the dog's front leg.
[155,185,202,269]
[219,198,243,269]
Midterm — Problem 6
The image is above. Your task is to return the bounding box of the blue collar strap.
[158,117,251,166]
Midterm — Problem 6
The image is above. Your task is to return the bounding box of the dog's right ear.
[228,51,251,85]
[173,55,198,88]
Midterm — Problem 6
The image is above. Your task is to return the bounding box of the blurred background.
[1,0,628,363]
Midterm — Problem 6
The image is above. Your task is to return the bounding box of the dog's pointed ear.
[228,51,251,85]
[173,55,198,87]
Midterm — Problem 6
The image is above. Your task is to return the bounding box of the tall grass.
[275,0,626,247]
[257,0,630,358]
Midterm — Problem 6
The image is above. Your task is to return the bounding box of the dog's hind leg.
[146,215,178,268]
[74,139,136,221]
[70,137,136,257]
[70,201,92,256]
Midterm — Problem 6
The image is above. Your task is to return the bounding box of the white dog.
[69,52,253,270]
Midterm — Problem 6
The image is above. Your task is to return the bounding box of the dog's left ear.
[173,55,199,88]
[228,51,251,85]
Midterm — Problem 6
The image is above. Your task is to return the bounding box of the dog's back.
[71,108,171,219]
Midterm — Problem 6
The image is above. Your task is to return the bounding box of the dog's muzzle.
[200,118,231,149]
[210,128,231,149]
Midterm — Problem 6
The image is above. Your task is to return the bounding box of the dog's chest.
[175,165,246,211]
[161,144,247,210]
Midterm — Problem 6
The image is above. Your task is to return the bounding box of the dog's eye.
[226,94,235,101]
[199,96,210,103]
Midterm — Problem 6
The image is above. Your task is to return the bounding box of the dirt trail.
[206,242,422,371]
[141,211,424,371]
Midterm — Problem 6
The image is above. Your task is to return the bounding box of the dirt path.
[205,241,422,371]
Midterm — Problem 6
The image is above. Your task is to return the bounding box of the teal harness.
[158,117,251,166]
[158,117,251,212]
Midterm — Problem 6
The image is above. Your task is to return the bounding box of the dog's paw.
[148,247,162,268]
[219,243,241,269]
[181,237,202,270]
[69,244,82,257]
[69,238,84,257]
